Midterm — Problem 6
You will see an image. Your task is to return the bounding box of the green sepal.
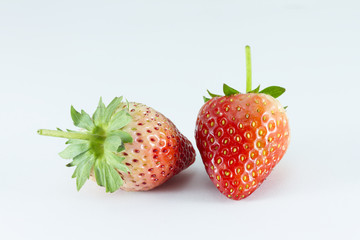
[105,152,129,173]
[93,158,125,193]
[93,97,106,127]
[109,130,133,143]
[207,90,221,98]
[59,143,89,159]
[203,96,210,102]
[223,84,240,96]
[107,110,132,131]
[259,86,286,98]
[94,160,106,187]
[71,106,95,131]
[70,151,96,191]
[104,97,123,124]
[284,106,288,109]
[104,135,123,153]
[248,85,260,93]
[104,164,124,193]
[40,97,134,193]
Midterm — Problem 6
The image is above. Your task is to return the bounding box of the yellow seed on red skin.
[206,114,210,118]
[216,176,220,181]
[210,138,214,143]
[239,123,243,129]
[225,107,229,112]
[210,121,214,127]
[230,189,234,193]
[246,114,250,119]
[236,136,240,142]
[217,159,222,164]
[232,148,237,153]
[225,171,230,176]
[240,156,245,161]
[237,107,241,111]
[217,131,221,137]
[251,121,256,127]
[221,120,226,125]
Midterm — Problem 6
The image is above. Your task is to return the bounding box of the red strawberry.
[195,46,290,200]
[38,97,195,192]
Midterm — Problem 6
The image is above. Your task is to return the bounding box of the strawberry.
[38,97,195,192]
[195,46,290,200]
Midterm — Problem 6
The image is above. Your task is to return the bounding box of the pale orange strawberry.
[38,97,195,192]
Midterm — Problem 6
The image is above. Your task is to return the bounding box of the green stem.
[245,45,252,92]
[37,129,91,140]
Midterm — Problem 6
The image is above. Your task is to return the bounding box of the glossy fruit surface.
[195,93,289,199]
[114,102,195,191]
[195,46,290,200]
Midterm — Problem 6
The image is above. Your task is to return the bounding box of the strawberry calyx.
[38,97,133,193]
[203,46,286,103]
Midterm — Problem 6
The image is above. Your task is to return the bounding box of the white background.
[1,0,359,239]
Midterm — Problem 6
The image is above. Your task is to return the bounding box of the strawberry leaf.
[104,97,123,124]
[248,85,260,93]
[109,130,133,143]
[260,86,286,98]
[70,151,96,191]
[107,110,132,131]
[203,96,210,102]
[38,97,133,193]
[59,143,89,159]
[207,90,222,98]
[71,107,95,131]
[223,84,240,96]
[93,97,106,126]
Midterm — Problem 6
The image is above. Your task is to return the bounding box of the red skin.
[118,103,196,191]
[195,93,290,200]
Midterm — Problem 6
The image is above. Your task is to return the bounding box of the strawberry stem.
[37,129,91,140]
[245,45,252,92]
